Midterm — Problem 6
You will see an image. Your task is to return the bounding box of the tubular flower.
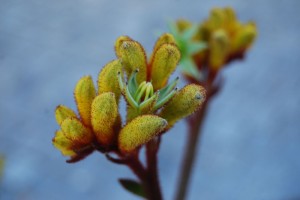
[53,34,206,159]
[170,7,257,81]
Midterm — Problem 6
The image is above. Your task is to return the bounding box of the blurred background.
[1,0,300,199]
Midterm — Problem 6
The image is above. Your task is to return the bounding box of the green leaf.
[187,42,207,55]
[179,57,202,81]
[157,77,179,103]
[119,179,146,198]
[182,25,198,40]
[167,21,179,38]
[127,69,139,96]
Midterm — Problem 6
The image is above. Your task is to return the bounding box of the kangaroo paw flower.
[74,76,96,127]
[55,105,77,125]
[98,60,123,103]
[54,34,206,160]
[118,115,167,154]
[170,7,257,81]
[160,84,206,129]
[91,92,118,145]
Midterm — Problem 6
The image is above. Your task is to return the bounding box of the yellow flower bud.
[60,118,93,145]
[115,38,147,83]
[98,60,123,102]
[55,105,77,125]
[118,115,167,153]
[150,44,180,89]
[74,76,96,126]
[115,36,132,58]
[176,19,193,32]
[53,130,76,156]
[150,33,176,61]
[231,22,257,53]
[159,84,206,129]
[91,92,118,145]
[209,30,230,70]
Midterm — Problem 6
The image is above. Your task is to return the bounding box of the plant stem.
[126,141,163,200]
[175,99,209,200]
[145,138,163,200]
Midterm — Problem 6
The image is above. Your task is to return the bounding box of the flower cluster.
[53,34,206,161]
[170,7,257,81]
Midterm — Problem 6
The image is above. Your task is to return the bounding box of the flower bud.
[118,115,167,153]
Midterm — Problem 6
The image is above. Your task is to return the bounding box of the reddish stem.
[145,138,163,200]
[126,145,163,200]
[175,100,209,200]
[175,78,219,200]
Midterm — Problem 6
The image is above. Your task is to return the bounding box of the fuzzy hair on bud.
[209,30,230,70]
[74,76,96,127]
[98,60,123,103]
[55,105,77,125]
[150,33,176,61]
[159,84,206,129]
[91,92,118,145]
[60,118,93,145]
[150,44,180,90]
[53,130,76,156]
[118,115,167,153]
[115,38,147,83]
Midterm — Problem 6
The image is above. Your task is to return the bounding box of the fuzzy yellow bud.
[91,92,118,145]
[150,33,176,61]
[74,76,96,126]
[118,115,167,153]
[115,36,132,57]
[55,105,77,125]
[151,44,180,90]
[209,30,230,70]
[232,23,257,52]
[115,38,147,83]
[98,60,123,102]
[60,118,93,145]
[160,84,206,129]
[53,130,76,156]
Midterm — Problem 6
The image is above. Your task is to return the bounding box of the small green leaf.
[187,42,207,55]
[179,57,202,81]
[182,25,198,40]
[119,179,146,198]
[127,69,139,96]
[157,77,179,102]
[154,88,177,110]
[167,21,179,38]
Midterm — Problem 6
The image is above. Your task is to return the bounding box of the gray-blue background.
[1,0,299,199]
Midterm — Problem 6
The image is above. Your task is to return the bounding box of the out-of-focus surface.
[0,0,299,199]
